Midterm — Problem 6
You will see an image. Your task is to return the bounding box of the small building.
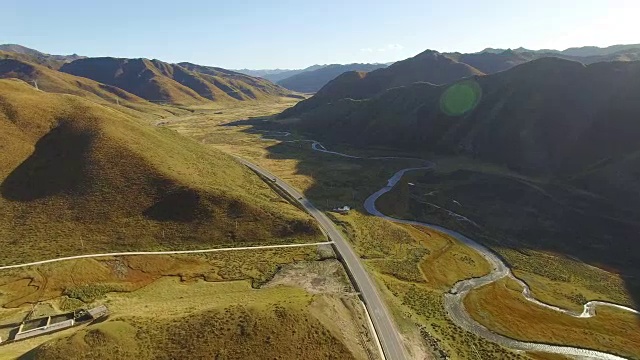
[10,305,109,342]
[332,206,351,214]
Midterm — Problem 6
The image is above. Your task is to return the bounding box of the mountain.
[281,50,484,117]
[60,57,294,105]
[236,65,326,83]
[0,44,83,69]
[0,78,320,264]
[478,44,640,57]
[561,44,640,57]
[450,48,640,74]
[276,63,388,93]
[281,58,640,287]
[445,50,533,73]
[288,58,640,196]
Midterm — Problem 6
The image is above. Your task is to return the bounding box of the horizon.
[2,0,638,69]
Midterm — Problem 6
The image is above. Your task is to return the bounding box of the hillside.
[289,58,640,204]
[294,58,640,180]
[0,79,320,264]
[20,306,357,360]
[277,63,388,93]
[60,57,294,105]
[0,44,83,69]
[177,62,298,100]
[281,50,484,117]
[280,57,640,306]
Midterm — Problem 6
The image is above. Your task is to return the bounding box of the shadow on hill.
[228,121,640,318]
[143,188,210,223]
[1,122,93,201]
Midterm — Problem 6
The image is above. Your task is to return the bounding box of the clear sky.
[3,0,638,69]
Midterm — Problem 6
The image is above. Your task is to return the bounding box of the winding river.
[268,132,639,360]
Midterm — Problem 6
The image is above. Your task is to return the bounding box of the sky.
[2,0,638,69]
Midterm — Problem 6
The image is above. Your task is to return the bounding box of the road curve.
[265,133,638,360]
[0,242,332,271]
[234,156,408,360]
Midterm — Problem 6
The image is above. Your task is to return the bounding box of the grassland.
[0,244,376,360]
[159,117,554,358]
[374,160,636,311]
[464,277,640,359]
[0,79,321,265]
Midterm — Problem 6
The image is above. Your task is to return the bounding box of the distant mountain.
[445,50,532,73]
[276,63,388,93]
[233,68,295,78]
[281,50,484,118]
[235,65,326,83]
[478,43,640,57]
[561,44,640,57]
[0,44,84,69]
[60,57,294,105]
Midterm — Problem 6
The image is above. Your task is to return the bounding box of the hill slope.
[60,58,294,105]
[277,63,388,93]
[293,58,640,177]
[0,79,320,264]
[0,44,83,69]
[281,50,484,117]
[291,58,640,210]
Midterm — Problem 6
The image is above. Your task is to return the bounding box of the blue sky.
[3,0,638,69]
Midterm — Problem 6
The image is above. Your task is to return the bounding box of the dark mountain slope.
[277,63,388,93]
[445,50,533,73]
[281,50,484,117]
[293,58,640,186]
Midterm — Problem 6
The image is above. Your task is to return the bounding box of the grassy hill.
[277,63,388,93]
[20,306,356,360]
[281,50,484,117]
[0,78,320,264]
[60,57,295,105]
[0,58,176,117]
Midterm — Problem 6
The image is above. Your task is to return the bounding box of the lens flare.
[440,80,482,116]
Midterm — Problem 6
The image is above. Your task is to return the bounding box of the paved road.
[235,156,408,360]
[0,242,332,271]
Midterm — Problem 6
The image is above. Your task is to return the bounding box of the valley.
[1,37,640,360]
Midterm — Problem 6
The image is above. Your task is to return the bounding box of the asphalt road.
[235,157,408,360]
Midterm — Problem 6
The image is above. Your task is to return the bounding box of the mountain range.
[478,43,640,57]
[281,54,640,216]
[0,45,298,106]
[276,63,388,93]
